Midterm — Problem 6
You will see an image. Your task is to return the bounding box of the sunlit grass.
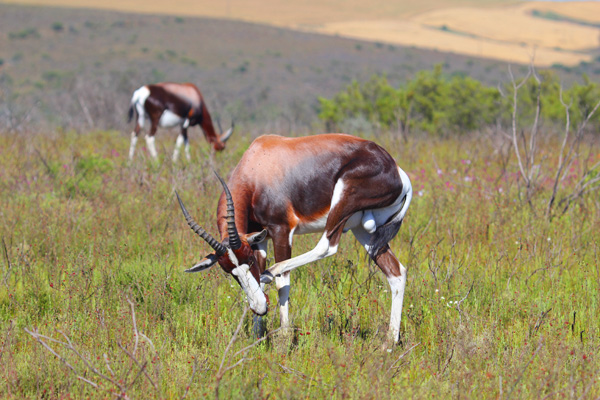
[0,130,598,398]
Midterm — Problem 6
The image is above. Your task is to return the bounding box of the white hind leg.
[352,226,406,344]
[129,131,138,160]
[172,134,184,162]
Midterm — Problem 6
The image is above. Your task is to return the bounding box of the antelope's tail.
[368,167,412,258]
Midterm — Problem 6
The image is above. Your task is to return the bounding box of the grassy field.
[0,128,599,398]
[1,0,598,66]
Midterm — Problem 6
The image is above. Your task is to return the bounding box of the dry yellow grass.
[1,0,598,66]
[412,3,599,51]
[312,19,592,67]
[0,0,517,23]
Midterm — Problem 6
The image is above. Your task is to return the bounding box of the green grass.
[531,9,600,29]
[0,130,599,398]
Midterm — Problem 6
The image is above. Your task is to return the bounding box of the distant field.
[1,0,598,66]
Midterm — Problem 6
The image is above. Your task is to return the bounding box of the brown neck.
[200,103,225,150]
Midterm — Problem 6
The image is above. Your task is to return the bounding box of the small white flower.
[435,289,439,293]
[418,190,424,197]
[441,296,445,300]
[464,176,472,182]
[547,237,551,242]
[437,169,443,175]
[498,188,503,193]
[410,304,414,308]
[515,241,519,245]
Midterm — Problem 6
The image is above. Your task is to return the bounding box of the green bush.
[319,65,599,135]
[8,28,40,40]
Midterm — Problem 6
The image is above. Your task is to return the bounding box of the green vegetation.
[51,22,64,32]
[318,65,600,135]
[8,28,40,40]
[0,128,599,398]
[531,9,600,28]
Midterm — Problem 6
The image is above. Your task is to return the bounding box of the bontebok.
[176,134,412,343]
[128,82,234,161]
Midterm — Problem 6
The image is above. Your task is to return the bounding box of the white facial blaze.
[229,250,267,315]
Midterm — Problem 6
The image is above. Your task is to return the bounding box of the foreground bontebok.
[176,134,412,343]
[127,82,234,161]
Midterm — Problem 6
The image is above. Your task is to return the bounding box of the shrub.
[319,65,598,135]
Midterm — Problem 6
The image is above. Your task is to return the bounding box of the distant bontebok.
[176,134,412,343]
[127,82,233,161]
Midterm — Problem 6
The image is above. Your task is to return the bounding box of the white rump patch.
[131,86,150,127]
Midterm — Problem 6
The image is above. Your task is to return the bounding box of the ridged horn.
[220,121,234,143]
[175,191,226,256]
[214,171,241,250]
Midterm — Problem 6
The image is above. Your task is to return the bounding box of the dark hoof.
[260,271,274,284]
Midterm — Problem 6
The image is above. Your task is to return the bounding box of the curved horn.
[175,191,227,256]
[214,171,241,250]
[220,120,234,143]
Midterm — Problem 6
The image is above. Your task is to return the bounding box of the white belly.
[159,110,185,128]
[295,213,328,235]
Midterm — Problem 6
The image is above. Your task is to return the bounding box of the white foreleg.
[184,140,191,161]
[262,232,338,282]
[145,136,158,159]
[275,272,291,328]
[172,134,184,162]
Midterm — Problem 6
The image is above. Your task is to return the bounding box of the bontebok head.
[175,174,268,315]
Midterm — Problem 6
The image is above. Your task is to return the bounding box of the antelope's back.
[229,134,403,222]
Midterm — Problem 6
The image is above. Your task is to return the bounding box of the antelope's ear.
[246,229,268,246]
[185,254,219,273]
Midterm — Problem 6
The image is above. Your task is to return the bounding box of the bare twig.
[117,341,158,392]
[1,237,12,287]
[126,297,139,357]
[24,328,99,388]
[506,338,544,400]
[0,320,14,364]
[232,327,281,359]
[215,307,248,400]
[180,359,199,400]
[548,98,600,218]
[387,342,421,372]
[455,280,474,325]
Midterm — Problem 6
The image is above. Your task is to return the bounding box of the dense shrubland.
[318,65,600,137]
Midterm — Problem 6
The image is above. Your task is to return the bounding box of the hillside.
[1,0,599,66]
